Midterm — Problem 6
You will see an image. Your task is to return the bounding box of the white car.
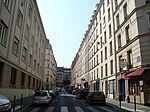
[32,90,52,105]
[0,94,11,112]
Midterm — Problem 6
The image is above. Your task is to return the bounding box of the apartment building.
[71,0,150,106]
[44,39,57,90]
[0,0,47,100]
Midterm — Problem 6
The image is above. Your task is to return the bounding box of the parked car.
[48,90,56,99]
[86,91,106,104]
[75,88,89,99]
[32,90,52,105]
[0,94,11,112]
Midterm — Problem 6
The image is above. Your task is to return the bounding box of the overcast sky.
[36,0,99,68]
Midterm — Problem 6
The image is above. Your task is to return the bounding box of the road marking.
[87,106,100,112]
[45,107,54,112]
[74,106,84,112]
[61,106,68,112]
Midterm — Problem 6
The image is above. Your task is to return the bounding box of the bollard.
[21,94,23,109]
[13,95,16,112]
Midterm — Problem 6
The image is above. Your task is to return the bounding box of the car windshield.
[93,92,104,95]
[34,91,47,96]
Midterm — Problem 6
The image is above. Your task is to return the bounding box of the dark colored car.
[75,88,89,99]
[86,91,106,104]
[32,90,52,105]
[0,94,11,112]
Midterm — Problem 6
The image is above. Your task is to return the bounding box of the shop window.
[128,79,140,95]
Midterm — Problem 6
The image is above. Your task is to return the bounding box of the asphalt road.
[18,90,128,112]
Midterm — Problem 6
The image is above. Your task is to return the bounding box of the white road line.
[99,106,116,112]
[45,107,54,112]
[74,106,84,112]
[30,107,41,112]
[87,106,100,112]
[61,106,68,112]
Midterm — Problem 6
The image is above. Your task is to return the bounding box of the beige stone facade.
[71,0,150,106]
[0,0,47,100]
[44,39,57,90]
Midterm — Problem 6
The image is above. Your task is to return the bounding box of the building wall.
[0,0,47,100]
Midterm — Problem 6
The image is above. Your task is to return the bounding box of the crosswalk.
[28,106,117,112]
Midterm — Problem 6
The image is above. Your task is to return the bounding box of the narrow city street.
[18,90,128,112]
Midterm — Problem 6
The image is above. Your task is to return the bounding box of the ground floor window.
[128,79,140,95]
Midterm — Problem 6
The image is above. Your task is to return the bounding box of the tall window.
[12,37,19,55]
[123,3,128,19]
[127,50,132,69]
[105,47,107,60]
[10,68,17,86]
[29,54,32,66]
[22,47,27,62]
[34,59,36,70]
[110,60,113,74]
[0,62,4,84]
[17,10,23,28]
[105,64,107,76]
[101,66,103,78]
[117,34,121,49]
[108,8,111,21]
[110,41,113,56]
[28,75,31,88]
[103,2,105,14]
[3,0,10,8]
[100,23,102,34]
[21,72,25,87]
[115,0,118,8]
[109,24,112,38]
[104,31,107,43]
[101,51,103,63]
[125,25,130,43]
[33,78,35,88]
[0,21,7,46]
[116,14,120,28]
[148,13,150,28]
[28,4,32,19]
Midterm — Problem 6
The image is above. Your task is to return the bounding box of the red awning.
[124,69,145,79]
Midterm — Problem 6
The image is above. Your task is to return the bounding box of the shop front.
[124,68,150,106]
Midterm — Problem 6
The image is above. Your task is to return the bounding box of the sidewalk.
[106,98,150,112]
[10,96,32,112]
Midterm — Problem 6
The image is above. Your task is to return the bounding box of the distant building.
[44,39,57,90]
[56,67,71,87]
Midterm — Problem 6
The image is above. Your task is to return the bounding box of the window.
[125,25,130,43]
[28,75,31,87]
[116,14,120,28]
[110,60,113,74]
[104,31,107,43]
[110,41,113,56]
[129,79,140,95]
[105,63,107,76]
[107,0,110,5]
[12,37,19,55]
[10,68,17,86]
[0,62,4,84]
[146,0,150,4]
[25,25,29,39]
[29,54,32,66]
[101,66,103,78]
[123,3,128,19]
[21,72,25,87]
[105,47,107,60]
[148,13,150,28]
[21,0,25,6]
[17,10,23,28]
[109,24,112,38]
[127,50,132,69]
[96,54,99,64]
[0,21,8,46]
[37,63,39,73]
[100,23,102,34]
[3,0,10,7]
[97,68,99,78]
[103,16,106,24]
[34,59,36,70]
[101,51,103,63]
[117,34,121,49]
[115,0,118,9]
[33,78,35,88]
[108,8,111,21]
[103,2,105,14]
[22,47,27,62]
[28,4,32,19]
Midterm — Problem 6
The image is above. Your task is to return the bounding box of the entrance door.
[120,79,125,101]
